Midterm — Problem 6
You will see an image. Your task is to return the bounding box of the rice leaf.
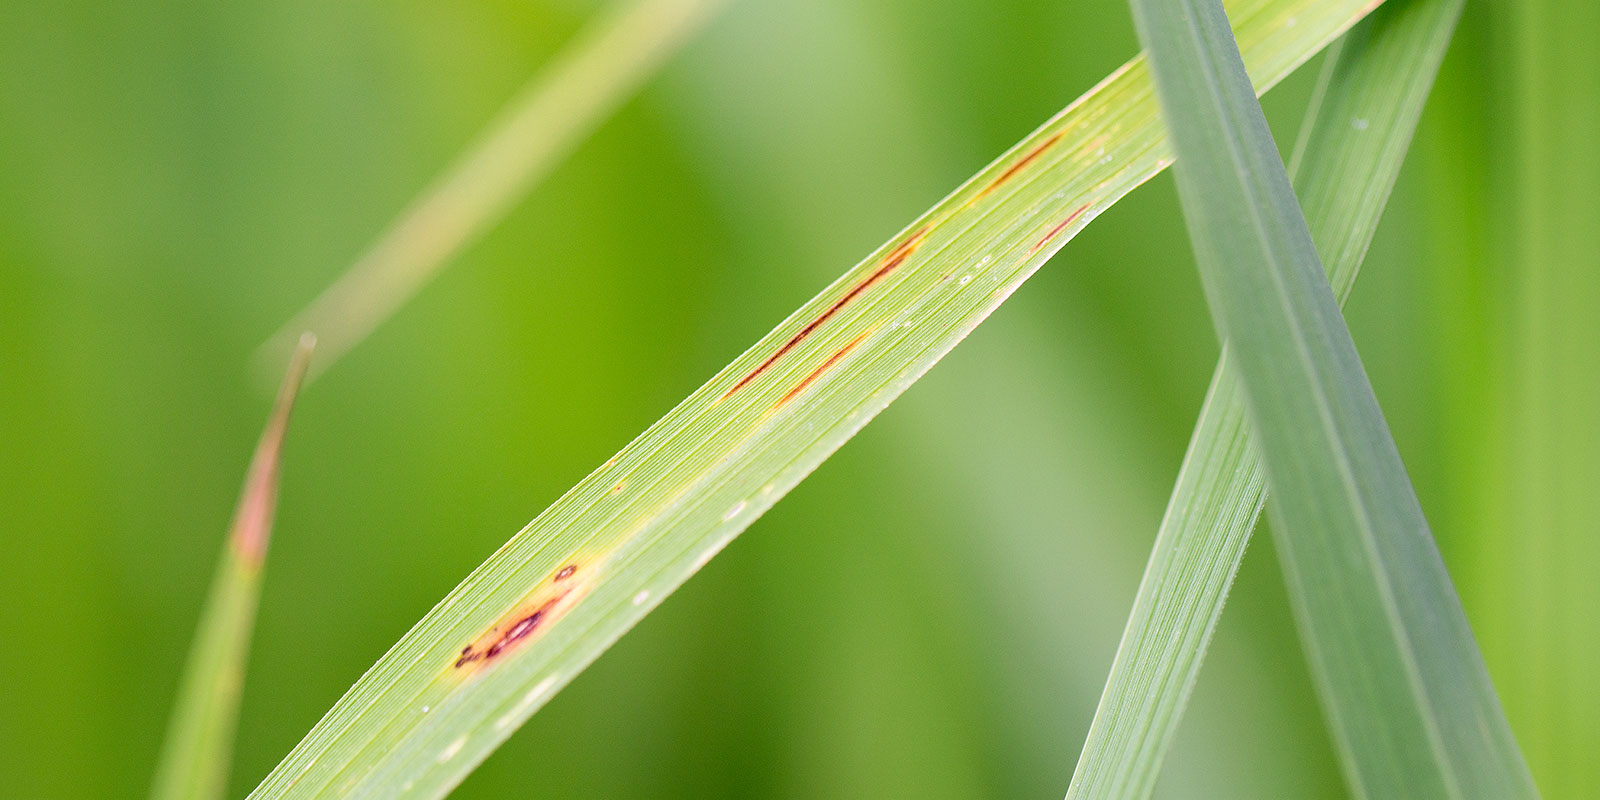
[151,334,316,800]
[247,2,1381,797]
[1124,0,1536,795]
[1066,1,1468,796]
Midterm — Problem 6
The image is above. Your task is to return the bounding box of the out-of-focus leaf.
[257,0,727,384]
[151,334,315,800]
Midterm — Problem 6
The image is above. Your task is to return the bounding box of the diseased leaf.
[246,2,1382,797]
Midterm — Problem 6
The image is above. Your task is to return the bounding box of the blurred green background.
[1,0,1594,797]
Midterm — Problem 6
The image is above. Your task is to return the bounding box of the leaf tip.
[230,333,315,566]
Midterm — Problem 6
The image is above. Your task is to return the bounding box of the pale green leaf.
[247,2,1380,797]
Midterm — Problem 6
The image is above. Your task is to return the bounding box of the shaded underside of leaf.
[1126,0,1534,795]
[246,2,1383,797]
[151,334,315,800]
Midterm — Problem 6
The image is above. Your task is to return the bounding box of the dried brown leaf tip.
[231,333,315,566]
[452,557,598,673]
[721,227,928,401]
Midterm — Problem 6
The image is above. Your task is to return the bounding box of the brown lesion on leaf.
[450,558,599,673]
[970,131,1066,204]
[720,227,928,401]
[775,328,874,408]
[1030,203,1091,254]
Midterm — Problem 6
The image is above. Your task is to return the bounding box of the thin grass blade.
[247,2,1382,797]
[151,334,316,800]
[1067,1,1466,796]
[256,0,726,384]
[1125,0,1535,795]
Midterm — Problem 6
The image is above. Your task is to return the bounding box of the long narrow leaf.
[248,2,1381,797]
[1067,1,1465,796]
[151,334,316,800]
[257,0,726,384]
[1126,0,1535,795]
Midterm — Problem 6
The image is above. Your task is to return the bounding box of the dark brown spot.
[485,611,542,658]
[721,228,928,400]
[453,596,568,669]
[554,565,577,582]
[776,329,873,408]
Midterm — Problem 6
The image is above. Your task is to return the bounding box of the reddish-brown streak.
[776,329,873,408]
[554,564,577,582]
[721,228,928,400]
[1031,204,1092,253]
[976,131,1065,201]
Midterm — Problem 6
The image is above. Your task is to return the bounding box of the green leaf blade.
[1067,2,1470,797]
[1126,0,1536,795]
[247,2,1381,797]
